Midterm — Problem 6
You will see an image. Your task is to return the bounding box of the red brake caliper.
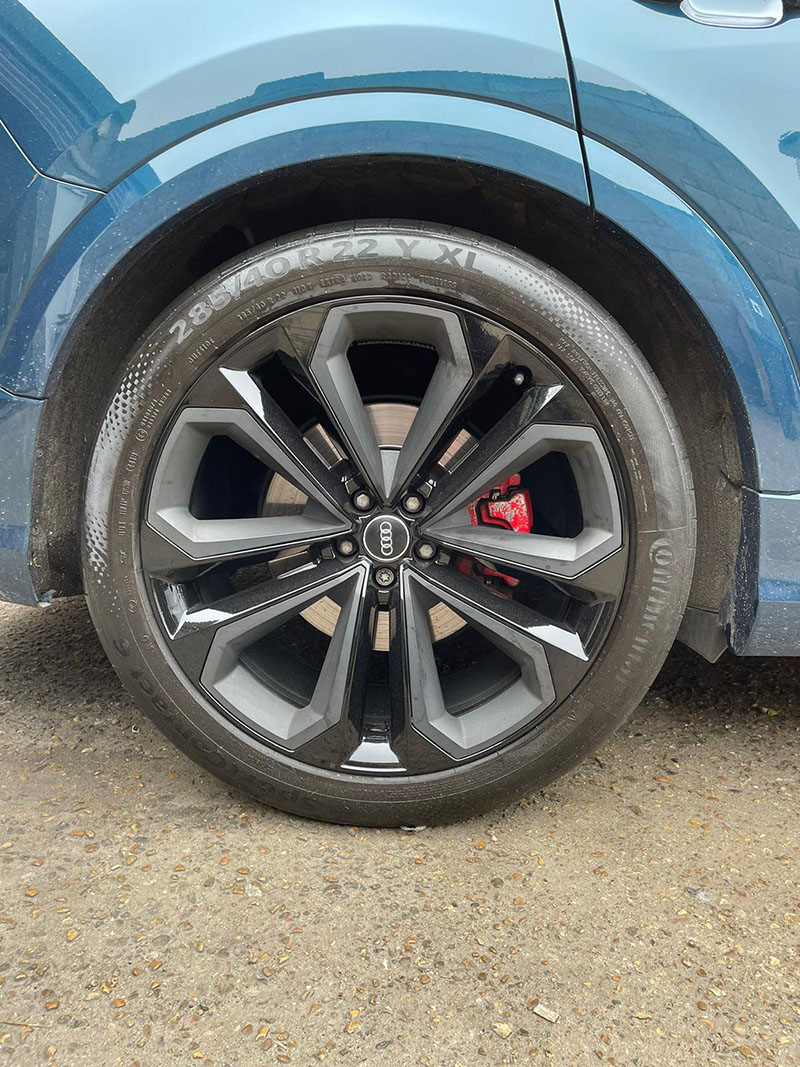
[455,474,533,589]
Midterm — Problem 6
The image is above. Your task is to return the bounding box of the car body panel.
[586,137,799,493]
[0,0,798,653]
[0,0,574,190]
[0,120,100,365]
[559,0,800,486]
[741,489,800,654]
[0,91,589,398]
[0,386,42,604]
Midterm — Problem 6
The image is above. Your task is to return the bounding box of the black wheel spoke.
[165,556,358,682]
[388,564,568,761]
[308,302,479,503]
[422,422,623,592]
[141,509,343,580]
[408,562,590,701]
[186,358,352,514]
[293,581,380,768]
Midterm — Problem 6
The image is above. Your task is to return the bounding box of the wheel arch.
[31,156,739,622]
[20,96,783,650]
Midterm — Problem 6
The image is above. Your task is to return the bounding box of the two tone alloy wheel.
[84,224,694,823]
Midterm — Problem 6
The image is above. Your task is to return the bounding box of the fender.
[0,0,574,189]
[0,91,589,400]
[0,91,798,632]
[585,138,800,495]
[559,0,800,480]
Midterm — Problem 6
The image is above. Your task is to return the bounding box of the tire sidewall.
[83,222,695,825]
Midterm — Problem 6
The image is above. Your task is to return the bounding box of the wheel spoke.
[190,560,371,750]
[163,555,355,677]
[380,309,473,498]
[424,417,591,521]
[141,509,344,580]
[145,404,351,577]
[429,525,625,596]
[390,564,559,760]
[422,422,623,592]
[187,360,352,514]
[408,562,590,700]
[308,305,391,500]
[309,302,481,502]
[293,582,381,769]
[400,315,568,495]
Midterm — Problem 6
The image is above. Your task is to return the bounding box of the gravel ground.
[0,597,797,1067]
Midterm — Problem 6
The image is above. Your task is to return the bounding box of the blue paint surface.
[0,386,41,604]
[560,0,800,440]
[0,0,574,189]
[0,0,798,652]
[738,490,800,654]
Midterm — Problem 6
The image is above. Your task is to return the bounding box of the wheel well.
[33,155,744,613]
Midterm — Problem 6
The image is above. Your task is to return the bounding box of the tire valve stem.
[513,369,527,387]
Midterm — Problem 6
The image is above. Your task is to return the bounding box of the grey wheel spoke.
[380,310,473,498]
[308,306,390,500]
[186,560,371,750]
[293,582,381,768]
[408,563,590,700]
[310,302,478,501]
[166,556,358,680]
[413,562,587,657]
[141,509,344,580]
[429,525,625,595]
[425,417,595,521]
[145,404,351,577]
[422,422,623,592]
[387,309,575,502]
[394,565,558,759]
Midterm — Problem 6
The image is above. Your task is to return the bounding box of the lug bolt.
[415,541,436,561]
[402,492,424,514]
[337,537,357,556]
[353,490,373,511]
[513,369,527,386]
[374,566,396,587]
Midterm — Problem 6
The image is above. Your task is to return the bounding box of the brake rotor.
[264,402,465,651]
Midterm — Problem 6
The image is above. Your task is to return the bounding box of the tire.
[82,221,695,826]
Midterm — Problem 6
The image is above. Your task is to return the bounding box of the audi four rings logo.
[379,520,394,556]
[364,515,410,562]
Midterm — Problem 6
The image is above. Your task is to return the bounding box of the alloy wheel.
[141,297,627,776]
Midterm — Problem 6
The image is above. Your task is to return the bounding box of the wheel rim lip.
[139,293,630,776]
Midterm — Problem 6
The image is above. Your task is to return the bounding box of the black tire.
[82,221,695,826]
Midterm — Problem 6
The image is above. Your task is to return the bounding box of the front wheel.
[83,221,695,825]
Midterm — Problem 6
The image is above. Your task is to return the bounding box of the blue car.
[1,0,798,824]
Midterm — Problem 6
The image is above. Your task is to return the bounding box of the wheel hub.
[361,513,411,563]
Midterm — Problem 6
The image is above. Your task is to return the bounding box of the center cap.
[362,513,411,563]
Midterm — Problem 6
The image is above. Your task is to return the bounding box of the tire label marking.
[165,237,484,344]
